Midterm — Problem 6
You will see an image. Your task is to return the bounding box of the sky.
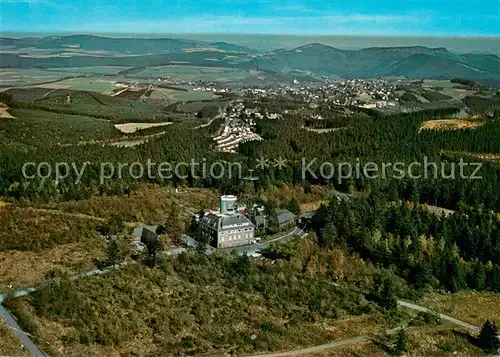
[1,0,499,36]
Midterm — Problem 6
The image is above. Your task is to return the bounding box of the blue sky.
[1,0,499,36]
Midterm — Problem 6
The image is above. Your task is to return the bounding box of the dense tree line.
[2,95,500,214]
[311,194,500,293]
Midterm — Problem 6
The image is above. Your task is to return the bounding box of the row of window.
[220,233,253,242]
[222,228,253,235]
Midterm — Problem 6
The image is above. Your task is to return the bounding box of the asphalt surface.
[243,327,402,357]
[0,305,45,356]
[0,208,482,357]
[397,300,480,332]
[0,263,128,357]
[221,226,306,255]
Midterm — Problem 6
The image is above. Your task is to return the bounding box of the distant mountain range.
[1,35,499,86]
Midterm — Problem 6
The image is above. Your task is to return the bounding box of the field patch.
[0,205,105,291]
[126,65,251,82]
[302,126,348,134]
[148,86,218,102]
[420,119,483,131]
[420,291,500,326]
[35,78,118,94]
[422,79,477,100]
[0,69,74,86]
[45,66,132,75]
[37,186,219,224]
[114,122,173,133]
[445,150,500,163]
[0,242,103,293]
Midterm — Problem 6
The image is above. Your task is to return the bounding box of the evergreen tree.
[142,234,160,267]
[474,263,487,291]
[394,328,407,356]
[286,197,301,215]
[478,320,500,353]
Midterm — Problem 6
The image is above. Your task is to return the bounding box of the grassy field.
[420,291,500,326]
[420,118,483,131]
[35,77,119,94]
[0,69,76,87]
[0,204,105,292]
[45,66,132,75]
[421,90,453,102]
[0,241,103,294]
[1,87,64,101]
[0,186,219,292]
[148,86,218,102]
[127,65,251,82]
[422,80,477,100]
[114,122,173,133]
[448,151,500,163]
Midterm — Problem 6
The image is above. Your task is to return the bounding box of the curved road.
[241,301,484,357]
[397,300,479,332]
[242,327,402,357]
[222,226,306,256]
[0,223,490,357]
[0,305,45,356]
[0,263,128,357]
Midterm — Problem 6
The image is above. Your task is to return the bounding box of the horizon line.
[2,31,500,39]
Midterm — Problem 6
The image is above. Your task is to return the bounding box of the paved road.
[1,217,487,357]
[397,300,479,332]
[0,262,128,357]
[242,300,485,357]
[0,305,45,356]
[221,226,306,256]
[243,327,402,357]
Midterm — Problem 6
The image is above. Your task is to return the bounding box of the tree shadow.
[370,337,395,355]
[451,330,481,349]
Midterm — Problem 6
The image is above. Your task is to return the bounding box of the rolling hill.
[257,44,500,84]
[0,34,258,54]
[1,35,499,85]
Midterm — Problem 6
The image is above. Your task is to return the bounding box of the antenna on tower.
[242,169,259,222]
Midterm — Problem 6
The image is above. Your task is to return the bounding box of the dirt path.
[242,334,373,357]
[242,300,483,357]
[397,300,479,332]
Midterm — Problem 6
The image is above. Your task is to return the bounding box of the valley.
[0,32,500,357]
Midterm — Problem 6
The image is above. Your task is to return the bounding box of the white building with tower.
[198,195,255,249]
